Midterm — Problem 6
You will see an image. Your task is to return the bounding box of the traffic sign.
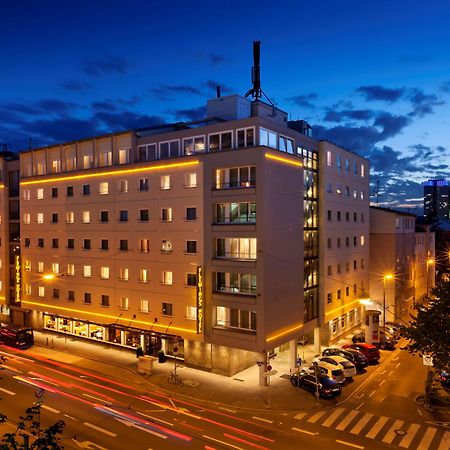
[35,388,44,398]
[265,369,278,377]
[266,365,272,371]
[422,354,434,366]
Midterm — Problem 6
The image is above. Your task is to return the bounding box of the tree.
[400,280,450,373]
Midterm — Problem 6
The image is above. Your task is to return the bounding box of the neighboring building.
[414,223,436,300]
[423,179,449,219]
[9,94,370,378]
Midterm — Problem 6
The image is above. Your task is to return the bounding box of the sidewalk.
[30,331,326,412]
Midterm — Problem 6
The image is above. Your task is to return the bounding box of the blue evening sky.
[1,0,450,212]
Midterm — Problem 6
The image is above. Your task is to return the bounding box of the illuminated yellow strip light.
[264,153,302,167]
[0,184,5,189]
[325,299,362,317]
[21,300,197,334]
[266,322,304,343]
[20,160,200,186]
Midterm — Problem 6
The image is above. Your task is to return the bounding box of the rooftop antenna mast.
[244,40,274,106]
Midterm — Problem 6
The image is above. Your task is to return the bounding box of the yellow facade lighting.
[264,153,302,167]
[325,299,362,317]
[20,160,200,186]
[266,322,304,343]
[21,300,197,334]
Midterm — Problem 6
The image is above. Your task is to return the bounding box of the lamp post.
[426,258,434,299]
[383,274,393,328]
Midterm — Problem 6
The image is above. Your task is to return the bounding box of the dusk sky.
[1,0,450,213]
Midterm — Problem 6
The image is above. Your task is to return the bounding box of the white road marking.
[335,439,364,449]
[0,387,16,396]
[41,405,60,414]
[252,416,273,424]
[395,363,401,368]
[294,412,307,420]
[417,427,437,450]
[355,392,365,399]
[292,427,317,436]
[83,422,117,437]
[336,410,359,431]
[307,410,326,423]
[437,431,450,450]
[82,393,112,404]
[382,419,404,444]
[137,411,173,427]
[64,414,78,421]
[368,390,376,398]
[350,412,373,434]
[203,434,244,449]
[322,408,345,428]
[399,423,421,448]
[379,380,386,386]
[219,406,237,414]
[388,370,394,376]
[120,420,167,439]
[417,409,423,416]
[355,402,364,410]
[365,416,389,439]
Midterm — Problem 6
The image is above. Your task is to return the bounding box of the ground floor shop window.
[89,324,104,340]
[73,321,88,337]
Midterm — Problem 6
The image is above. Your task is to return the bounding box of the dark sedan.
[290,372,342,398]
[322,347,368,370]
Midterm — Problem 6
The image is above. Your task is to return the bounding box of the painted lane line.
[219,406,237,414]
[355,402,364,410]
[368,390,376,398]
[382,419,404,444]
[203,434,244,450]
[379,380,386,386]
[252,416,273,424]
[399,423,421,448]
[294,412,307,421]
[417,427,437,450]
[395,363,401,368]
[0,387,16,396]
[335,439,364,449]
[350,413,373,435]
[224,432,271,450]
[322,408,345,428]
[336,410,359,431]
[82,393,112,404]
[365,416,389,439]
[83,422,117,437]
[307,410,326,423]
[388,370,394,376]
[417,409,423,416]
[292,427,317,436]
[437,431,450,450]
[355,393,365,399]
[137,411,174,427]
[115,419,167,439]
[64,414,78,421]
[41,405,60,414]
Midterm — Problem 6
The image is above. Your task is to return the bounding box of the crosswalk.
[293,407,449,450]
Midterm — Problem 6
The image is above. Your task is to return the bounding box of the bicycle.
[167,371,183,385]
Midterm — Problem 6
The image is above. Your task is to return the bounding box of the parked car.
[343,343,380,363]
[438,371,450,388]
[291,372,342,398]
[351,330,396,350]
[322,347,368,370]
[317,356,357,378]
[306,361,345,384]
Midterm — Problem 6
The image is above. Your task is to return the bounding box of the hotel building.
[13,94,369,377]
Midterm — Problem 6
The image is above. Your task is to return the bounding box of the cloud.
[323,108,375,122]
[61,80,93,92]
[94,110,163,130]
[149,84,203,101]
[407,89,444,117]
[208,53,227,66]
[1,99,78,116]
[357,85,405,103]
[82,54,129,77]
[287,93,318,109]
[168,106,206,121]
[203,80,234,95]
[440,81,450,93]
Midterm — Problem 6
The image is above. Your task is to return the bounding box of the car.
[317,356,357,378]
[290,372,342,398]
[438,371,450,389]
[306,361,345,384]
[343,343,380,363]
[351,330,396,350]
[322,347,368,370]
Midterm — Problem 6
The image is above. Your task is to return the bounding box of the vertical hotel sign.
[196,266,203,334]
[15,254,21,304]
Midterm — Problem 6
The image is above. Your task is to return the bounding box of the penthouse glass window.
[215,272,256,295]
[279,136,294,154]
[215,238,257,260]
[214,166,256,189]
[183,136,205,155]
[209,131,232,151]
[138,144,157,162]
[159,140,180,159]
[118,148,131,165]
[215,202,256,224]
[237,128,254,148]
[259,128,277,149]
[99,151,112,167]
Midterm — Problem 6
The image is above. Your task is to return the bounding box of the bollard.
[46,337,48,346]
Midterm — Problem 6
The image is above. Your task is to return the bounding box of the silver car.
[318,356,357,378]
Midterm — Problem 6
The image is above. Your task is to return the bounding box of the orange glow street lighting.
[383,274,394,328]
[426,258,434,299]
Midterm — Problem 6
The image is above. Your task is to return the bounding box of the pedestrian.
[136,346,144,358]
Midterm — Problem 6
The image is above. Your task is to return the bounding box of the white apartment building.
[14,94,369,377]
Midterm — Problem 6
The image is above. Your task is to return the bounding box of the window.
[327,292,332,304]
[160,175,171,190]
[346,212,350,222]
[23,189,31,200]
[360,235,365,246]
[83,184,90,196]
[346,286,350,296]
[183,136,205,155]
[186,306,197,320]
[346,262,350,272]
[361,163,365,177]
[53,288,60,299]
[139,239,149,253]
[38,261,44,273]
[83,239,91,250]
[353,260,357,269]
[353,161,358,175]
[326,151,332,166]
[353,212,357,222]
[118,148,130,165]
[215,237,257,259]
[118,179,128,193]
[37,213,44,224]
[186,273,197,287]
[138,144,157,162]
[100,267,110,279]
[336,155,341,169]
[139,178,149,192]
[100,211,109,223]
[215,166,256,189]
[66,211,74,223]
[83,265,92,277]
[24,238,31,247]
[337,263,341,274]
[99,151,112,167]
[83,154,93,169]
[215,202,256,224]
[101,295,110,307]
[84,293,91,304]
[327,238,332,249]
[140,299,149,313]
[23,213,30,224]
[162,302,173,316]
[38,238,44,248]
[51,213,58,224]
[185,173,197,188]
[279,135,294,153]
[52,238,59,249]
[209,131,233,151]
[119,267,129,281]
[162,271,173,285]
[38,286,45,297]
[215,272,256,294]
[119,210,128,222]
[186,207,196,221]
[337,211,341,221]
[159,140,180,159]
[68,290,75,301]
[161,208,173,222]
[66,186,74,197]
[337,289,341,300]
[37,188,44,199]
[353,189,357,199]
[139,269,150,283]
[216,307,256,331]
[139,209,149,222]
[161,240,172,253]
[327,210,332,221]
[345,237,350,247]
[353,236,357,246]
[327,182,332,193]
[337,238,341,248]
[24,260,31,272]
[119,297,129,310]
[259,128,277,149]
[345,159,350,171]
[361,191,365,200]
[51,187,58,198]
[101,239,109,251]
[67,238,75,249]
[120,240,129,251]
[99,182,109,195]
[82,211,91,223]
[186,240,197,254]
[237,127,254,148]
[67,264,75,276]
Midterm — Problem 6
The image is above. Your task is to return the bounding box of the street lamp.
[383,274,393,328]
[426,258,434,299]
